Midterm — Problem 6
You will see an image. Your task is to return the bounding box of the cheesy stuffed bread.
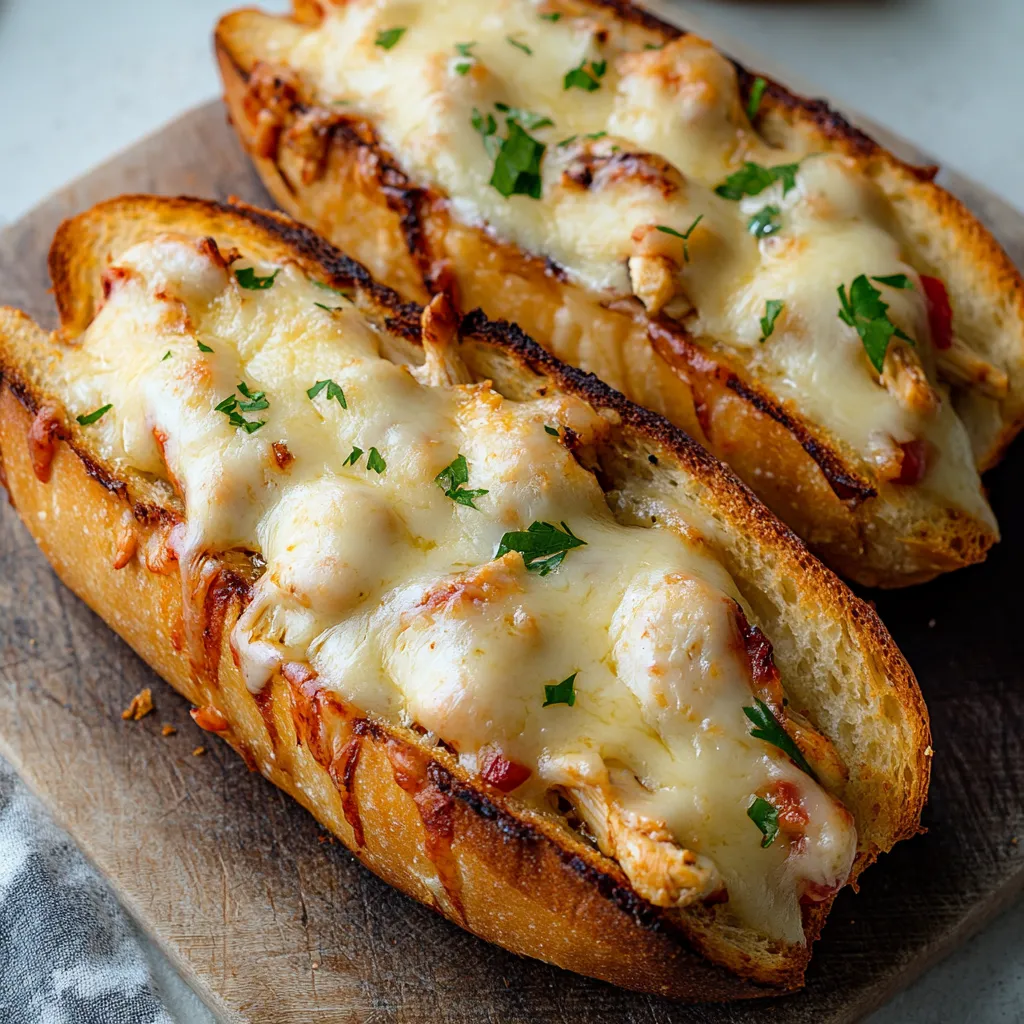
[215,0,1024,587]
[0,195,929,998]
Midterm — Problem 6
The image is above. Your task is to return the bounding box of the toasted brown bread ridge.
[0,195,930,998]
[213,1,1023,587]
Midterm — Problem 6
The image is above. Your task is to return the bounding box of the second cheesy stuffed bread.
[0,196,928,997]
[215,0,1024,587]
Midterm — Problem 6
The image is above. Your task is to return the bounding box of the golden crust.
[0,195,930,997]
[212,2,1021,588]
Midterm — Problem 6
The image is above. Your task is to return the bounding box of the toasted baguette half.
[0,195,929,998]
[215,0,1024,587]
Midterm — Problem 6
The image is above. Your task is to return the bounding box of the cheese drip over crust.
[54,235,856,943]
[275,0,991,522]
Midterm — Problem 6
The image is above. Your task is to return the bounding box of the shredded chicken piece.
[567,777,721,908]
[412,293,472,387]
[628,254,679,316]
[881,342,940,416]
[936,337,1009,400]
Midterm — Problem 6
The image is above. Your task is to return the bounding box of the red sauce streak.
[253,685,280,750]
[920,275,953,350]
[767,780,810,837]
[732,603,784,713]
[478,747,532,792]
[387,740,465,924]
[896,439,928,486]
[332,735,365,848]
[191,705,230,732]
[28,404,63,483]
[282,663,366,848]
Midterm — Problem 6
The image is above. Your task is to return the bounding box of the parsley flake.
[496,520,585,575]
[197,340,214,353]
[742,699,817,779]
[235,267,279,290]
[747,796,779,848]
[872,273,914,290]
[838,275,915,373]
[494,103,553,130]
[564,57,607,92]
[161,351,172,361]
[76,404,112,426]
[543,672,578,708]
[540,12,562,21]
[544,424,560,436]
[747,76,767,121]
[215,382,268,433]
[759,300,784,343]
[375,27,406,50]
[656,214,704,262]
[343,446,363,467]
[313,280,352,300]
[714,161,800,201]
[506,35,532,55]
[435,454,488,509]
[367,447,387,474]
[307,378,347,409]
[748,204,782,239]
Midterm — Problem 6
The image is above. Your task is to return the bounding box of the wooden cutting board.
[0,94,1022,1024]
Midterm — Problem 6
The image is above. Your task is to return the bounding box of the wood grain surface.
[0,99,1022,1024]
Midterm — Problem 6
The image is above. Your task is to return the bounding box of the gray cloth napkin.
[0,758,173,1024]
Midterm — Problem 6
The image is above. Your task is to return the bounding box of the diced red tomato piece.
[479,747,532,792]
[896,439,928,485]
[921,274,953,350]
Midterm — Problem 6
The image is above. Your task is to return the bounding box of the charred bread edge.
[212,8,1008,585]
[0,195,929,997]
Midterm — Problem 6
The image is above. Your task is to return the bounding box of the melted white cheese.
[279,0,992,523]
[55,235,856,943]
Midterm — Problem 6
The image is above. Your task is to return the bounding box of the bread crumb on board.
[192,746,207,757]
[161,724,177,737]
[121,688,154,721]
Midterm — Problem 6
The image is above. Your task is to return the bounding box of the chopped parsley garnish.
[435,454,488,509]
[747,796,779,848]
[215,382,268,433]
[494,102,553,130]
[540,11,562,21]
[543,672,578,708]
[564,57,607,92]
[656,214,704,262]
[544,424,560,436]
[474,107,549,199]
[197,340,214,353]
[314,302,343,313]
[747,76,767,121]
[375,27,406,50]
[343,446,364,467]
[495,520,586,575]
[161,351,172,361]
[838,274,915,373]
[759,300,784,343]
[307,378,347,409]
[235,267,279,290]
[872,273,914,290]
[366,447,387,474]
[748,204,781,239]
[742,699,817,779]
[714,161,800,200]
[556,130,606,148]
[76,404,112,426]
[453,40,477,75]
[506,34,532,55]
